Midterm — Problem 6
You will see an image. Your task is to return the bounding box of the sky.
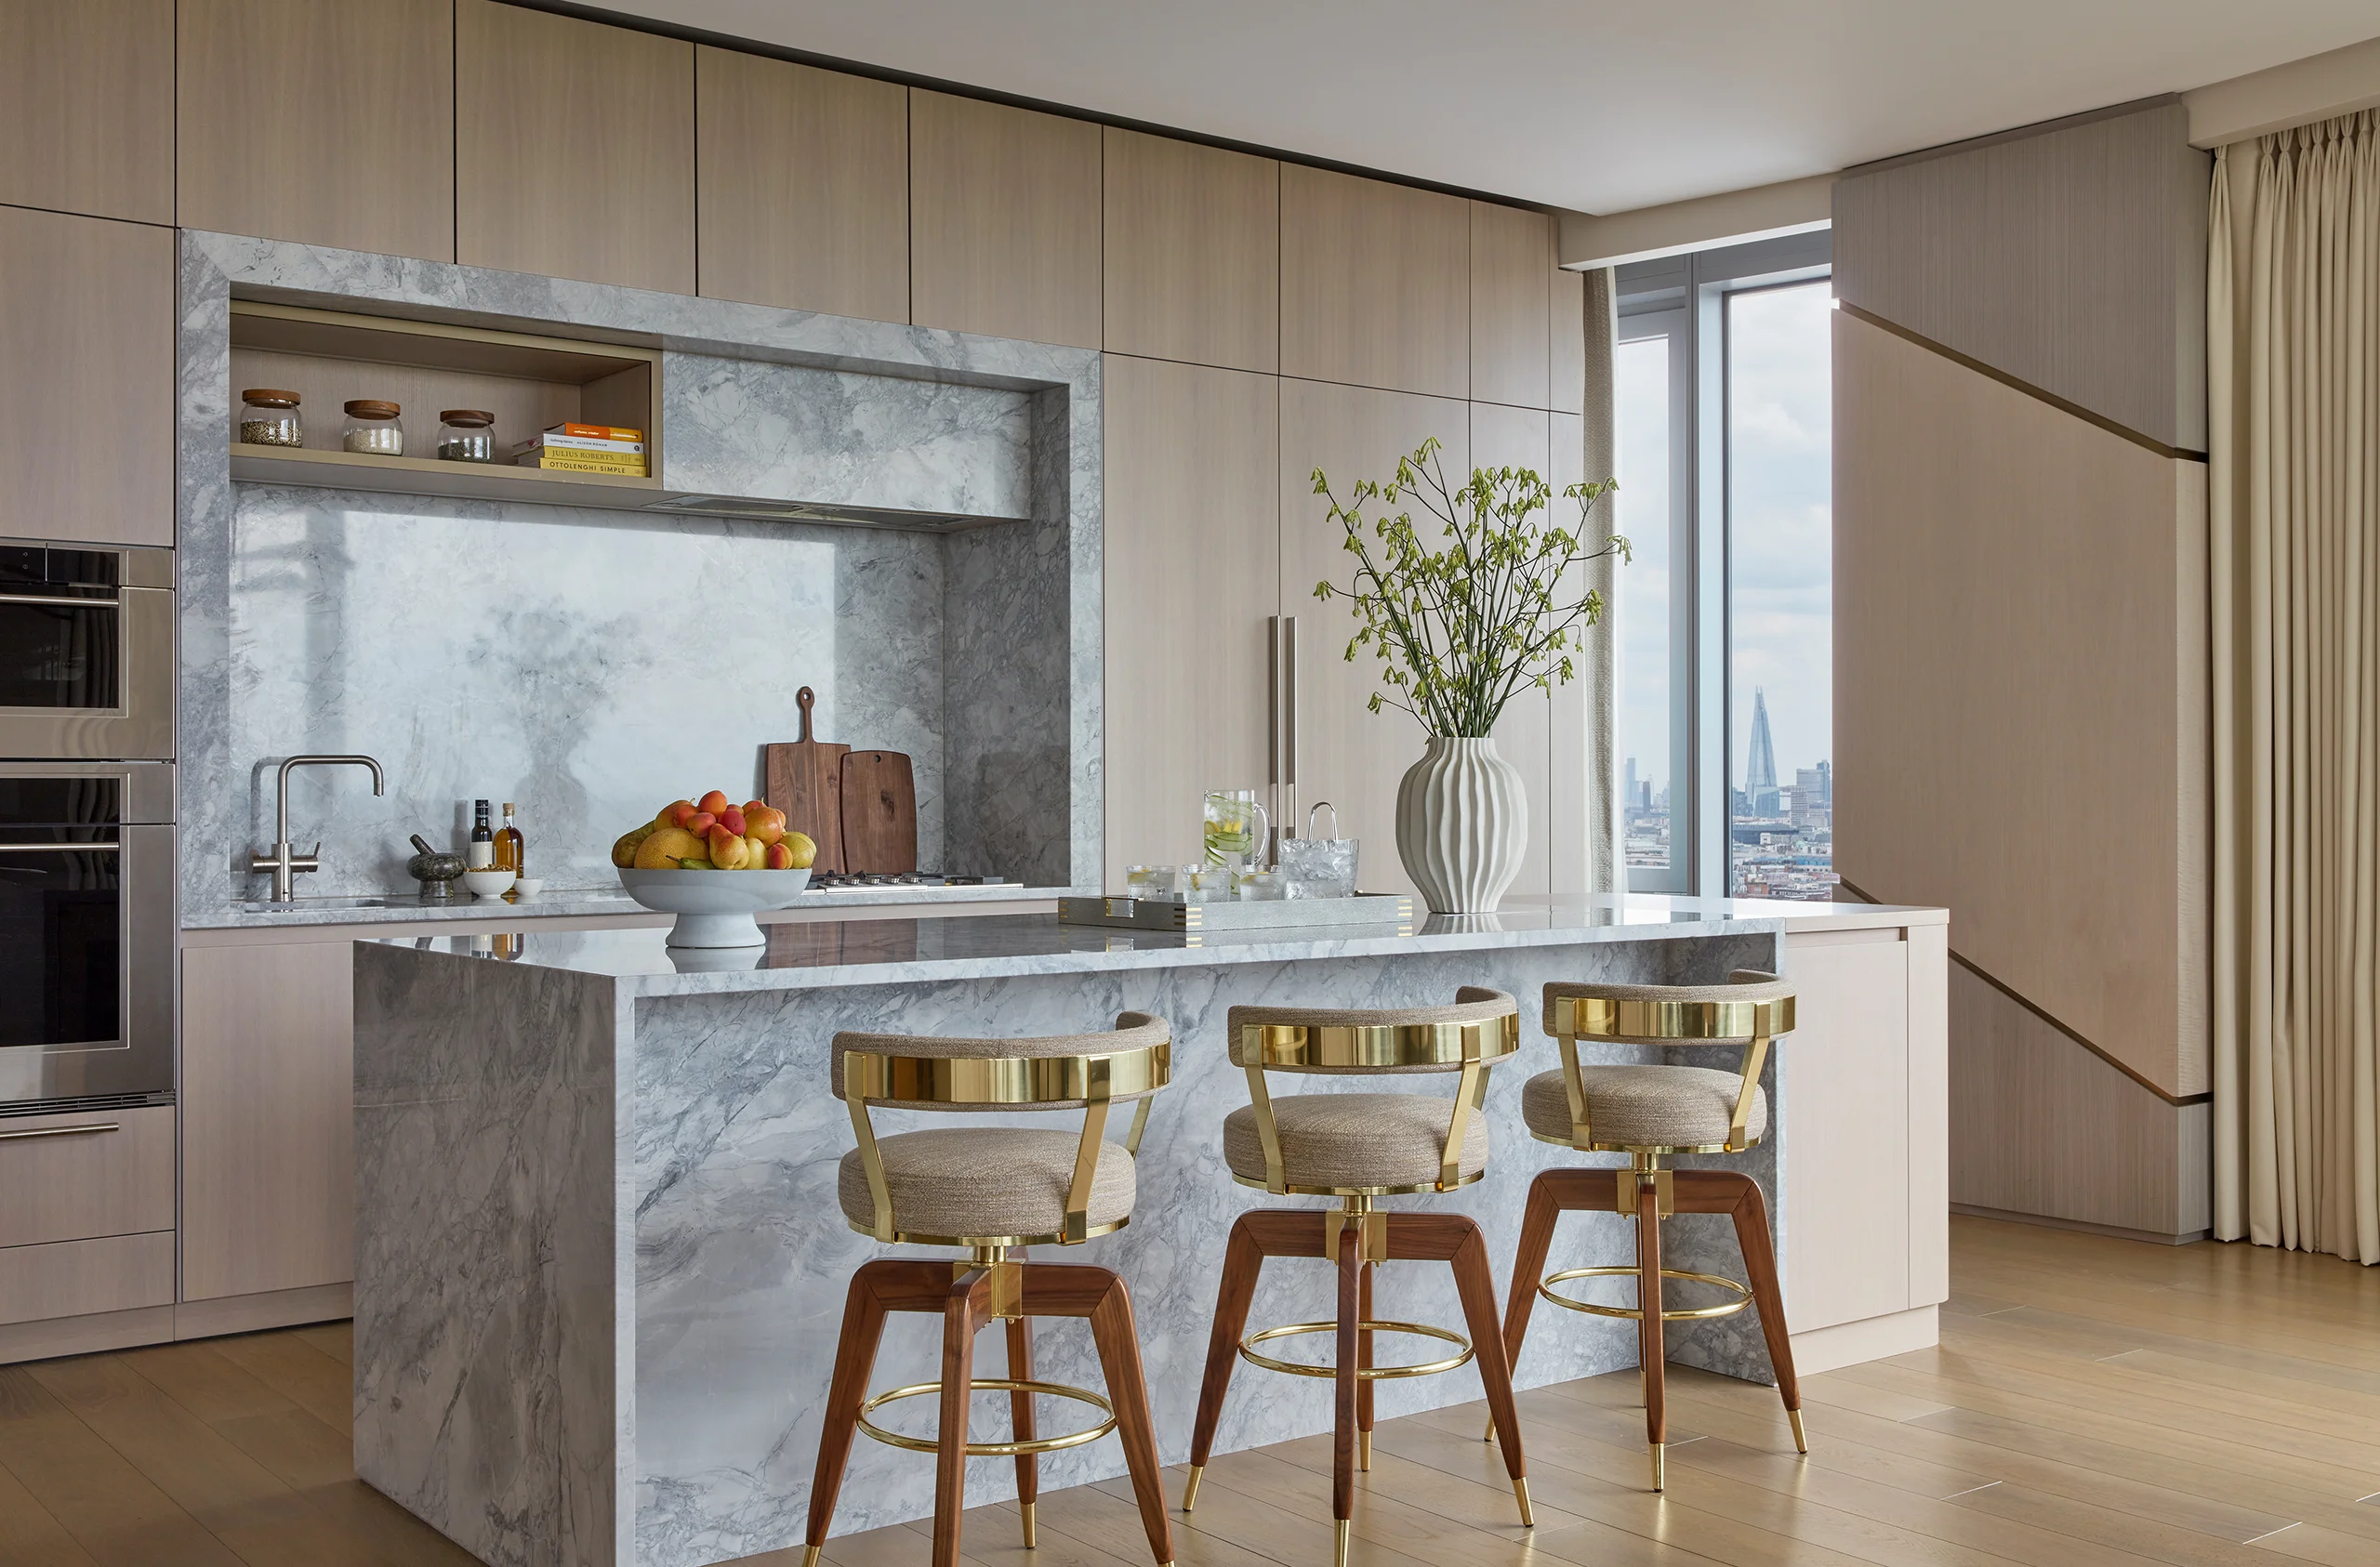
[1611,280,1833,802]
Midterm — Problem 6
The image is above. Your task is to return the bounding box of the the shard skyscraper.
[1746,687,1780,815]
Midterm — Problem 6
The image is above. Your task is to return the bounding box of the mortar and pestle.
[407,834,468,900]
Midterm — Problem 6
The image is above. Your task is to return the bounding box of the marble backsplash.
[210,484,945,900]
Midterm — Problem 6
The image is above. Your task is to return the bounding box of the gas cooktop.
[807,871,1020,891]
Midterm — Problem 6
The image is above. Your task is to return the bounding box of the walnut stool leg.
[1184,1215,1267,1512]
[1356,1259,1375,1471]
[1006,1310,1039,1546]
[1726,1174,1806,1453]
[1635,1176,1667,1492]
[1084,1271,1177,1567]
[803,1266,893,1567]
[1447,1219,1531,1527]
[1487,1170,1568,1442]
[1331,1220,1361,1567]
[932,1273,982,1567]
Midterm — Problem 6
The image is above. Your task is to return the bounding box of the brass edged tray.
[1057,892,1413,932]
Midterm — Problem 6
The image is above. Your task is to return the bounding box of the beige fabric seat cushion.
[837,1126,1135,1240]
[1522,1064,1768,1150]
[1223,1092,1488,1191]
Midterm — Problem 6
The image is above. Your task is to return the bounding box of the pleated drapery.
[2208,110,2380,1264]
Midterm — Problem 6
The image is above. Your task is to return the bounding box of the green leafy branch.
[1311,437,1626,737]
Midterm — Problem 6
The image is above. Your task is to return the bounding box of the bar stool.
[802,1013,1177,1567]
[1488,971,1805,1492]
[1184,988,1533,1567]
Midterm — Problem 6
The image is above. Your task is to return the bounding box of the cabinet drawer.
[0,1231,175,1325]
[0,1105,175,1248]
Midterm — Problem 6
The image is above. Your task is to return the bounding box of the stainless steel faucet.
[251,755,386,902]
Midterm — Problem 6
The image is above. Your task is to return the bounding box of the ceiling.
[601,1,2376,213]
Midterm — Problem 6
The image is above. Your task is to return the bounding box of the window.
[1614,233,1832,900]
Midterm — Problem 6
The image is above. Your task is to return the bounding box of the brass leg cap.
[1649,1442,1666,1492]
[1021,1500,1037,1548]
[800,1547,822,1567]
[1358,1429,1372,1471]
[1332,1519,1352,1567]
[1789,1407,1809,1455]
[1180,1464,1203,1513]
[1513,1475,1534,1528]
[1481,1412,1496,1442]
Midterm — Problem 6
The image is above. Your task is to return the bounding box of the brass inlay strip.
[1837,301,2207,464]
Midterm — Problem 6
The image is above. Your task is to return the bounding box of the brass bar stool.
[802,1013,1176,1567]
[1183,988,1533,1567]
[1488,971,1805,1491]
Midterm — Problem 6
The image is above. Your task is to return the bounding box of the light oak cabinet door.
[0,1106,175,1249]
[0,0,173,224]
[910,92,1102,349]
[181,942,356,1301]
[1104,357,1278,884]
[696,47,907,323]
[1281,166,1468,399]
[1470,203,1553,410]
[178,0,454,260]
[0,205,174,546]
[1781,928,1913,1333]
[1551,265,1586,415]
[1279,379,1471,895]
[456,0,694,294]
[1104,129,1277,373]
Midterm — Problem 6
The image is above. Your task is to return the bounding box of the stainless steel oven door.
[0,761,174,1105]
[0,541,174,761]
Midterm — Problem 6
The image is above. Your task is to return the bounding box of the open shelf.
[227,299,662,508]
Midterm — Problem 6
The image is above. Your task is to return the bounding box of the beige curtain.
[1580,267,1623,894]
[2209,110,2380,1264]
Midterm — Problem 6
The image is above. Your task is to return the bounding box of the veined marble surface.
[201,883,1060,929]
[350,905,1936,1567]
[177,231,1102,926]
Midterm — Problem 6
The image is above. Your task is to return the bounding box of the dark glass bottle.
[470,799,494,868]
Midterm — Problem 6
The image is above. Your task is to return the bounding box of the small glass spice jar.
[341,400,403,455]
[239,389,303,448]
[435,409,496,463]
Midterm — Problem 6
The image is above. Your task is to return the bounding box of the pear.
[707,825,751,870]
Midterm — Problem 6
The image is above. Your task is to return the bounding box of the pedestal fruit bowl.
[611,788,820,947]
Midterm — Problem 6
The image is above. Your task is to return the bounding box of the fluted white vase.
[1395,737,1527,915]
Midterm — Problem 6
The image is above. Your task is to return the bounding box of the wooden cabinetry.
[0,1106,175,1250]
[1281,165,1469,399]
[178,0,454,260]
[1468,402,1555,895]
[910,92,1104,349]
[1551,266,1586,415]
[1103,357,1278,883]
[696,47,908,322]
[0,0,173,224]
[1103,129,1277,373]
[0,205,174,546]
[456,0,694,294]
[1278,379,1472,896]
[1470,203,1554,409]
[180,942,356,1301]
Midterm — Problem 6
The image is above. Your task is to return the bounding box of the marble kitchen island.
[351,897,1948,1567]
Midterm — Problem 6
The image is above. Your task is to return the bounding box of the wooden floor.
[2,1216,2374,1566]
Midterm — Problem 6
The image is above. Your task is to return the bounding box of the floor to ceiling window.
[1614,232,1833,900]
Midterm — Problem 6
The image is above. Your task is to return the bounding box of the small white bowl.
[511,877,545,900]
[461,868,516,899]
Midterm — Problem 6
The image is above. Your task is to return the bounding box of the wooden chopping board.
[762,687,847,874]
[840,750,918,875]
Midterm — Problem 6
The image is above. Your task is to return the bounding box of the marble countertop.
[367,894,1944,996]
[192,880,1063,929]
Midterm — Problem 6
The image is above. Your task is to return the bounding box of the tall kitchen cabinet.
[0,0,173,224]
[911,93,1103,349]
[177,0,455,261]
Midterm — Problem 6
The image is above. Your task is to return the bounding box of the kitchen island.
[351,896,1947,1567]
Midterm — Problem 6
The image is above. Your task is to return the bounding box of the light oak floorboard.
[2,1218,2376,1566]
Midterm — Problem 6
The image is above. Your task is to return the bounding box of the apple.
[707,825,751,869]
[720,806,747,836]
[747,805,787,846]
[762,840,795,870]
[697,789,731,815]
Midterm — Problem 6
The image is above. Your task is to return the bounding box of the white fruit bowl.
[616,866,813,948]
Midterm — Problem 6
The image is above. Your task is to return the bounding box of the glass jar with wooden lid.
[436,409,496,463]
[240,389,303,448]
[342,400,403,456]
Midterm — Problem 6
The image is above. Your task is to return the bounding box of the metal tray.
[1057,891,1413,932]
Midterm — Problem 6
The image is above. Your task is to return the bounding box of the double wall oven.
[0,542,175,1113]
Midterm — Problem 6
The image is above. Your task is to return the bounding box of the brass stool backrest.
[834,1012,1172,1244]
[1541,970,1795,1154]
[1228,986,1521,1194]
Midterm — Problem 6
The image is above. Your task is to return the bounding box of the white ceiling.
[603,1,2378,213]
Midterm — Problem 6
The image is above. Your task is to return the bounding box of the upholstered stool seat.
[836,1128,1138,1243]
[1222,1093,1489,1192]
[1520,1064,1769,1151]
[1187,988,1533,1567]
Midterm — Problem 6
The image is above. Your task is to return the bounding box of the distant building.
[1746,689,1779,815]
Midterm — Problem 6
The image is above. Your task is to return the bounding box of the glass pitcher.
[1202,789,1272,870]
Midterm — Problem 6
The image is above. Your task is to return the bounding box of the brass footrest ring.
[856,1378,1116,1456]
[1539,1266,1752,1322]
[1238,1319,1473,1380]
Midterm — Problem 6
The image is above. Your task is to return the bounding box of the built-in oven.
[0,540,174,761]
[0,761,174,1111]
